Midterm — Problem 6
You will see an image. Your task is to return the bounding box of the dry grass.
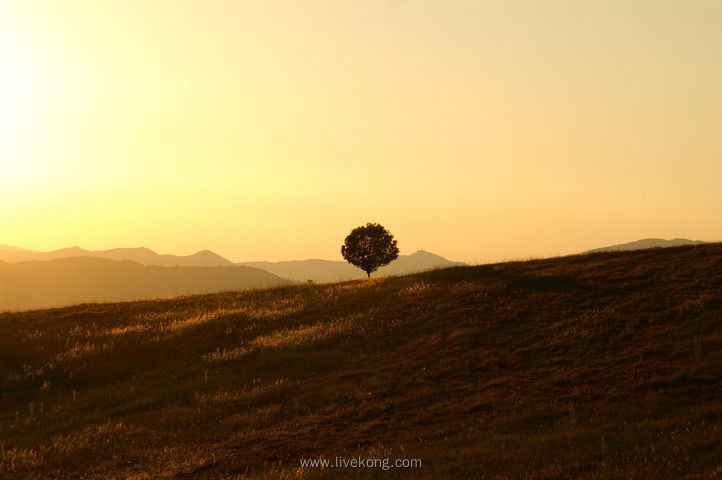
[1,243,722,478]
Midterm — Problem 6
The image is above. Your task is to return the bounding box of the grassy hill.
[1,243,721,479]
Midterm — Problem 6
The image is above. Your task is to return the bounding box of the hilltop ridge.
[0,245,235,267]
[583,237,706,254]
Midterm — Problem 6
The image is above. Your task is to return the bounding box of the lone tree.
[341,222,399,278]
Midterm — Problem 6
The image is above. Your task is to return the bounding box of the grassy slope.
[1,244,721,479]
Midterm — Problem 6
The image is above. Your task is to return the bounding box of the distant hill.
[0,244,35,252]
[583,237,707,254]
[0,245,464,281]
[238,250,467,282]
[0,257,286,311]
[0,245,234,267]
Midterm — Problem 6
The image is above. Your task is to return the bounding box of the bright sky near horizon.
[1,1,721,264]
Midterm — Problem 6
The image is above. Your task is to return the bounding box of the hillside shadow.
[413,263,593,296]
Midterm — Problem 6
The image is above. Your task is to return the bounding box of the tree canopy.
[341,223,399,277]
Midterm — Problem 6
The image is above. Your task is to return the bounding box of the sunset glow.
[2,0,721,263]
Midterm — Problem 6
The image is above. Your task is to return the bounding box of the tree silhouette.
[341,223,399,277]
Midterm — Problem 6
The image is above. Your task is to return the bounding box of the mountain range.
[0,245,466,281]
[0,257,285,312]
[0,245,233,267]
[0,244,466,311]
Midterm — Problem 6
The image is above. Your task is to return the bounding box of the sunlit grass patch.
[400,281,432,296]
[202,310,396,363]
[55,340,114,362]
[0,420,131,477]
[194,378,291,408]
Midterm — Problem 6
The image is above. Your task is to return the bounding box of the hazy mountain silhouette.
[0,243,35,252]
[583,238,707,254]
[0,257,286,311]
[238,250,466,282]
[0,244,463,284]
[0,245,234,267]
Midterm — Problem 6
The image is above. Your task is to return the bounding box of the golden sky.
[1,0,721,263]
